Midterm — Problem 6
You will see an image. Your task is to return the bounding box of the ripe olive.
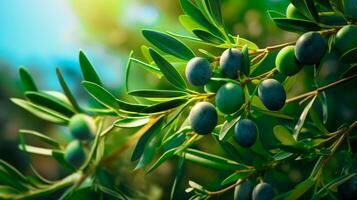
[185,57,212,86]
[234,119,258,148]
[286,3,306,19]
[276,46,303,76]
[252,182,274,200]
[220,48,243,79]
[295,32,327,65]
[338,176,357,200]
[258,79,286,111]
[189,102,218,135]
[334,25,357,55]
[234,180,254,200]
[215,83,244,114]
[69,114,95,140]
[64,140,86,168]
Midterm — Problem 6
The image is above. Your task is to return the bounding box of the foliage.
[1,0,357,199]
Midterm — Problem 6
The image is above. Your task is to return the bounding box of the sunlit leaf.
[79,51,102,86]
[19,66,38,92]
[11,98,69,124]
[273,125,296,145]
[143,30,195,60]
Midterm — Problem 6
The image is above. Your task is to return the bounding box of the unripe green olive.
[334,25,357,55]
[258,79,286,111]
[215,83,244,114]
[69,114,95,140]
[252,182,274,200]
[286,3,306,19]
[295,32,327,65]
[185,57,212,86]
[276,46,303,76]
[234,180,254,200]
[189,102,218,135]
[220,48,243,79]
[64,140,86,168]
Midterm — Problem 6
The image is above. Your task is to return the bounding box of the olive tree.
[1,0,356,199]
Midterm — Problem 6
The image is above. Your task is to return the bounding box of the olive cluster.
[64,114,96,168]
[234,181,274,200]
[186,47,288,149]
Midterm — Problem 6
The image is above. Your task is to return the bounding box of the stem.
[251,41,296,55]
[286,73,357,104]
[313,121,357,178]
[208,179,244,196]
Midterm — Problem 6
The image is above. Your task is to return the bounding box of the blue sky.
[0,0,123,90]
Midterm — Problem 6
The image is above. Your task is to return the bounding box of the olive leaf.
[182,148,247,171]
[11,98,70,124]
[128,89,189,98]
[56,68,82,112]
[142,30,195,60]
[149,48,187,90]
[193,29,225,44]
[293,95,317,140]
[79,51,102,86]
[25,91,75,117]
[131,117,164,161]
[19,66,38,92]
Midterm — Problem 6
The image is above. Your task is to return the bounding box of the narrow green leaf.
[82,81,119,110]
[273,125,296,145]
[219,116,241,141]
[25,91,75,117]
[149,48,187,90]
[271,18,321,33]
[146,148,176,174]
[142,30,195,60]
[273,151,293,161]
[135,131,162,169]
[193,29,224,44]
[11,98,69,124]
[221,172,251,186]
[170,157,185,200]
[19,129,61,148]
[142,98,188,113]
[131,117,164,161]
[179,0,222,38]
[309,107,329,134]
[56,68,82,112]
[79,51,102,86]
[0,160,29,186]
[129,57,161,76]
[114,117,150,128]
[116,99,148,113]
[290,0,319,21]
[128,89,189,98]
[18,145,53,156]
[183,148,247,171]
[19,66,38,92]
[267,10,285,18]
[206,0,223,26]
[293,95,317,140]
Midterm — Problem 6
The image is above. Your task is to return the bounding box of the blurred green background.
[1,0,355,199]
